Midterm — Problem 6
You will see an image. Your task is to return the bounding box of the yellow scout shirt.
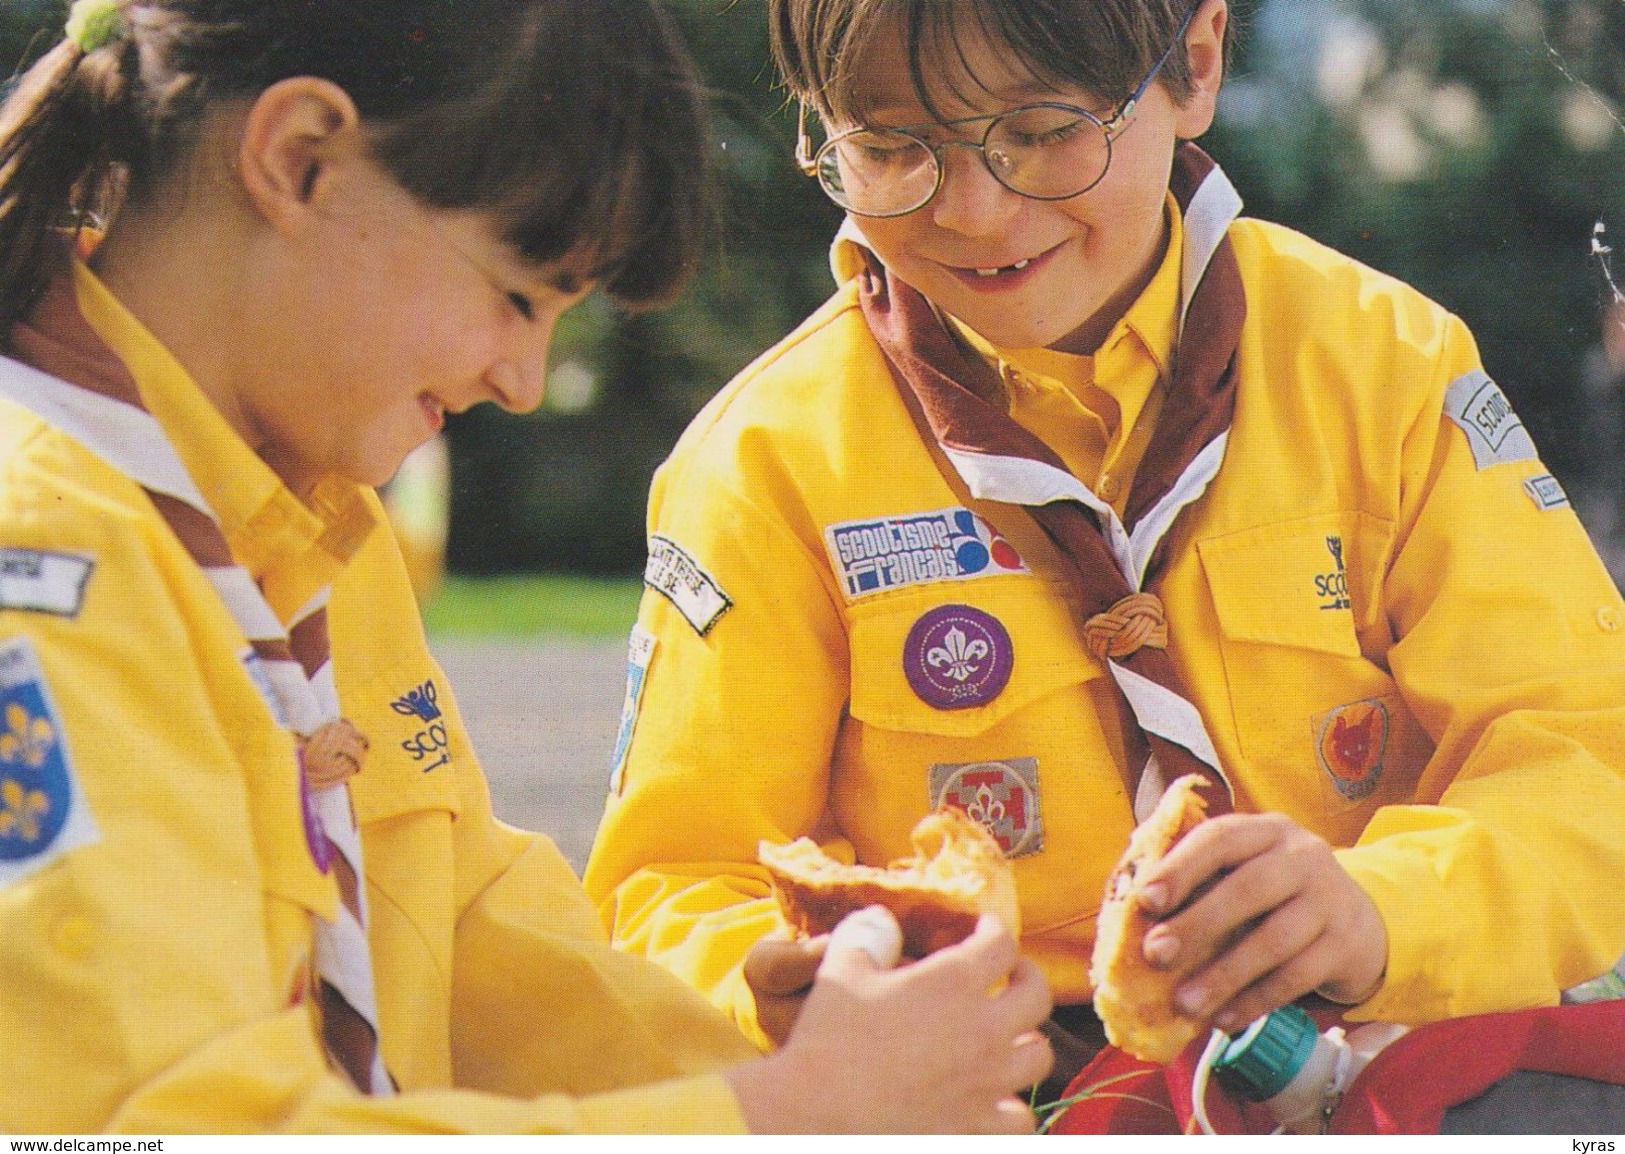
[584,209,1625,1048]
[0,262,755,1133]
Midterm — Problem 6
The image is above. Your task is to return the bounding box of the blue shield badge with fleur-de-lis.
[0,635,97,885]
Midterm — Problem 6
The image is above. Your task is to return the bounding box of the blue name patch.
[609,625,657,796]
[824,508,1027,599]
[0,635,97,886]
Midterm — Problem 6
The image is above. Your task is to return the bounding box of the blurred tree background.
[5,0,1624,577]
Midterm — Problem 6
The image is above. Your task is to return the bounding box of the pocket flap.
[1196,512,1388,656]
[847,580,1103,737]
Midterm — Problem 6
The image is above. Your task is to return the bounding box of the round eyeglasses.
[795,2,1198,218]
[801,102,1126,218]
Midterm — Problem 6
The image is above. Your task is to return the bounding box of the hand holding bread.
[1091,776,1389,1062]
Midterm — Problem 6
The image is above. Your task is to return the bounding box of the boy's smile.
[839,5,1223,354]
[942,241,1063,290]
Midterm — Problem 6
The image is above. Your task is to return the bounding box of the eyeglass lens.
[816,105,1112,217]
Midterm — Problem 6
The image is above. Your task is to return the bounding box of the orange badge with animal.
[1316,700,1388,801]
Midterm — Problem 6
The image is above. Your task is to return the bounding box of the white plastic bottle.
[1209,1003,1409,1133]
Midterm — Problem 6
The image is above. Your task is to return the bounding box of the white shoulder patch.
[0,635,98,887]
[0,549,94,617]
[1522,473,1571,512]
[1444,371,1538,471]
[644,535,731,636]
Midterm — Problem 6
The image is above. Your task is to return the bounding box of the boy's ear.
[236,77,364,233]
[1172,0,1227,139]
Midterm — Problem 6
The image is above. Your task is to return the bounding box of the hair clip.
[65,0,123,54]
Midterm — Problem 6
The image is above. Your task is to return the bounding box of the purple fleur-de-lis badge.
[903,605,1012,710]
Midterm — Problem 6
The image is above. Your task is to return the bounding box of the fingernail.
[1143,930,1179,967]
[1214,1011,1241,1033]
[1175,984,1207,1017]
[1138,881,1169,914]
[827,906,903,969]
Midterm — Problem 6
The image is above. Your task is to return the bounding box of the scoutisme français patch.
[0,549,93,618]
[644,535,731,636]
[824,507,1026,599]
[0,634,98,887]
[1443,371,1537,471]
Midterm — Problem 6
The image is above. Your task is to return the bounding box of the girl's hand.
[1134,812,1388,1032]
[743,932,826,1047]
[728,912,1054,1133]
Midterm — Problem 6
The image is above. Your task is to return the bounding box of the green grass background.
[422,575,643,639]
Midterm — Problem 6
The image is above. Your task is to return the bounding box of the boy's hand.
[1133,812,1388,1032]
[743,933,825,1047]
[728,913,1053,1133]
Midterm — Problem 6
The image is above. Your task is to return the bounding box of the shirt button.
[1598,607,1622,632]
[53,916,94,960]
[1098,473,1122,501]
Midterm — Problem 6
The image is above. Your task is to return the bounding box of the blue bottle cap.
[1211,1003,1320,1102]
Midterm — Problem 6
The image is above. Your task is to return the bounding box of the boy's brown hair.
[769,0,1234,124]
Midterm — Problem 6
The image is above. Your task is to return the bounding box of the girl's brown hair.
[0,0,711,335]
[769,0,1235,124]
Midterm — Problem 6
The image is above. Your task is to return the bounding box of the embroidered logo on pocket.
[1313,700,1387,801]
[1314,536,1351,612]
[391,679,451,774]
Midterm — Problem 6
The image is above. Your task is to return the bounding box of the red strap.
[1049,1001,1625,1135]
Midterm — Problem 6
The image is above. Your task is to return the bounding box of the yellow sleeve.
[98,743,756,1135]
[1335,314,1625,1021]
[442,738,761,1117]
[582,456,850,1048]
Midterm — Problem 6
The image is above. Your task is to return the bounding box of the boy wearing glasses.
[584,0,1625,1112]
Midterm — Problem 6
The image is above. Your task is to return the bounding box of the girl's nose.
[486,318,555,413]
[929,142,1023,237]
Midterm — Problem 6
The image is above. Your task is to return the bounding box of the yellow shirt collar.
[68,259,376,616]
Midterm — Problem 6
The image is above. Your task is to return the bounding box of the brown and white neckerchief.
[856,142,1245,822]
[0,283,393,1095]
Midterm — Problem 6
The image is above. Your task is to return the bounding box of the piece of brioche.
[759,808,1019,957]
[1089,774,1211,1063]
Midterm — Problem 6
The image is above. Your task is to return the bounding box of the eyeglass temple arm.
[794,100,818,175]
[1102,0,1202,135]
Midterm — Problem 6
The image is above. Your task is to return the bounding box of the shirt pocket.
[1196,511,1432,830]
[845,578,1103,738]
[838,579,1135,931]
